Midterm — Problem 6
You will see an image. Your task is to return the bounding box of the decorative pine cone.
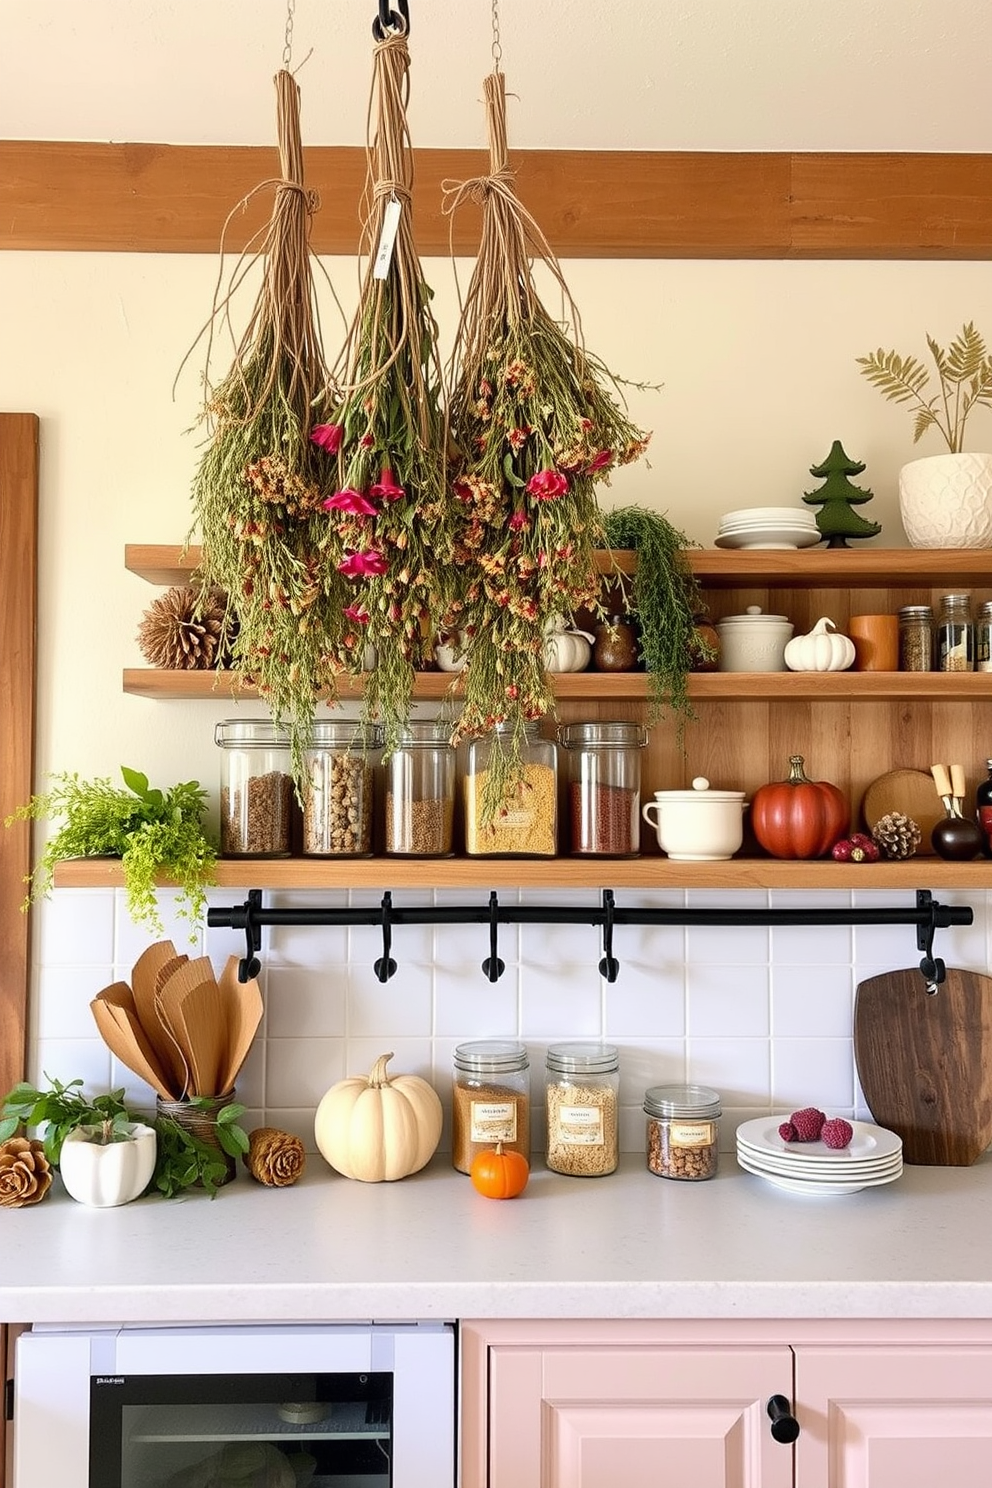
[243,1126,306,1187]
[0,1136,53,1208]
[137,585,234,670]
[871,811,922,860]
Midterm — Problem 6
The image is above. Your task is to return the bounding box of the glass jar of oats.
[215,719,294,858]
[451,1040,530,1175]
[301,720,383,857]
[545,1042,619,1177]
[465,721,557,857]
[385,719,456,857]
[644,1083,721,1180]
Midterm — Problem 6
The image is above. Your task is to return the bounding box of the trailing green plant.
[601,505,705,732]
[5,766,216,937]
[153,1099,249,1199]
[0,1077,137,1167]
[856,321,992,453]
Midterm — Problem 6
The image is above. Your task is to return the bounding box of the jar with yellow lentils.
[464,721,557,857]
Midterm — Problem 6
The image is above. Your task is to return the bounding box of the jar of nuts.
[302,720,383,857]
[644,1084,721,1180]
[215,718,294,858]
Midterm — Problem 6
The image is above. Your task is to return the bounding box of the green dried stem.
[856,321,992,454]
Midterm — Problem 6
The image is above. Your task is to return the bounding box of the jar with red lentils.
[644,1084,721,1180]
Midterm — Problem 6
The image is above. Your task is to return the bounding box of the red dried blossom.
[338,549,389,578]
[310,423,344,453]
[526,469,569,501]
[323,488,378,516]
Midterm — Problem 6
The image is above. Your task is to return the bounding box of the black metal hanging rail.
[207,888,969,991]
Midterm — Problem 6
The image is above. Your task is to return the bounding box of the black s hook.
[598,889,620,983]
[481,891,506,982]
[374,891,398,983]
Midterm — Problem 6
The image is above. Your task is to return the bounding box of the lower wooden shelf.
[51,855,990,892]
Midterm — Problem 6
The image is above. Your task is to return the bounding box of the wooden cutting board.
[854,967,992,1164]
[861,769,942,856]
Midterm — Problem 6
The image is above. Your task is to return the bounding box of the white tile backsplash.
[26,885,992,1152]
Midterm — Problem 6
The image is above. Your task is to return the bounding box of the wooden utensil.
[930,763,983,860]
[854,966,992,1164]
[861,769,940,856]
[155,957,218,1096]
[131,941,181,1037]
[176,979,229,1098]
[216,955,264,1097]
[90,989,175,1099]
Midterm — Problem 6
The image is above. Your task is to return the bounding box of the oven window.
[90,1371,392,1487]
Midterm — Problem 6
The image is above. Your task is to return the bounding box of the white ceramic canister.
[715,605,794,672]
[641,777,747,861]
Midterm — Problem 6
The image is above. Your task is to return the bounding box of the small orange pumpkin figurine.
[469,1142,530,1200]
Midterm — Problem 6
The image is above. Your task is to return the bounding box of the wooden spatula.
[91,990,175,1099]
[131,941,181,1038]
[156,957,220,1097]
[175,979,228,1097]
[216,955,264,1096]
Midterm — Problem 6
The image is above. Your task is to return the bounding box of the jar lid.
[546,1041,619,1075]
[898,605,933,617]
[643,1083,722,1119]
[454,1039,529,1073]
[398,719,455,747]
[215,718,291,746]
[649,776,746,802]
[307,720,385,748]
[716,605,790,625]
[558,721,648,749]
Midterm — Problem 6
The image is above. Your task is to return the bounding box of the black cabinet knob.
[766,1394,800,1443]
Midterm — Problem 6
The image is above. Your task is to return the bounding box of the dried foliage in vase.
[308,25,450,753]
[442,71,651,810]
[185,68,350,779]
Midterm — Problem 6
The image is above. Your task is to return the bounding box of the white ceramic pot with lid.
[641,777,747,861]
[716,605,794,672]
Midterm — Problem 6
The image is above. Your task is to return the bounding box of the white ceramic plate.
[735,1151,903,1196]
[719,507,819,523]
[735,1117,902,1164]
[718,516,819,530]
[735,1146,903,1180]
[715,528,822,550]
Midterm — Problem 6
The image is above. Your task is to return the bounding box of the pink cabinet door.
[796,1346,992,1488]
[485,1341,794,1488]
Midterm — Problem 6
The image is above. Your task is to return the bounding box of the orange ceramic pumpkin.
[469,1142,530,1200]
[751,754,849,860]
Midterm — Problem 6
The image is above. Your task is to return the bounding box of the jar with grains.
[215,719,294,858]
[644,1084,721,1181]
[451,1040,530,1175]
[545,1042,619,1177]
[898,604,933,672]
[937,593,974,672]
[464,721,557,857]
[302,720,383,857]
[385,719,456,857]
[558,720,648,857]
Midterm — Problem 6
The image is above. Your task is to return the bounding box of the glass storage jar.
[898,604,934,672]
[451,1040,530,1175]
[215,719,294,858]
[464,721,557,857]
[545,1042,620,1177]
[301,720,383,857]
[385,719,456,857]
[644,1083,721,1180]
[558,720,648,857]
[976,600,992,673]
[937,593,974,672]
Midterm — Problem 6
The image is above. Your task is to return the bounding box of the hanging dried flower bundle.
[308,23,450,753]
[443,72,651,804]
[187,69,350,778]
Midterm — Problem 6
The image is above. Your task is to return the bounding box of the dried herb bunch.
[187,68,350,779]
[443,71,650,807]
[309,26,449,753]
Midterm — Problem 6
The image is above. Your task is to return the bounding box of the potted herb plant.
[856,321,992,547]
[0,1077,155,1208]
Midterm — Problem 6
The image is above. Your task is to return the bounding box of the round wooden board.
[861,768,941,856]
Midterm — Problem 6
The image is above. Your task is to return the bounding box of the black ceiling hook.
[373,0,408,40]
[598,889,620,982]
[374,891,398,982]
[481,891,506,982]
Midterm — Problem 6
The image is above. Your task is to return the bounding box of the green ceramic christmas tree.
[803,440,882,548]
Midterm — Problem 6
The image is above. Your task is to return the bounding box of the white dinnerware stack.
[735,1116,903,1195]
[715,507,822,550]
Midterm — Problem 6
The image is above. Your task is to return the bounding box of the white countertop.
[3,1154,992,1325]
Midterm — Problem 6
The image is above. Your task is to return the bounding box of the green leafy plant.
[0,1077,138,1167]
[153,1100,249,1199]
[5,766,217,936]
[856,321,992,453]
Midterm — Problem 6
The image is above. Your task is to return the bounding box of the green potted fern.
[856,321,992,548]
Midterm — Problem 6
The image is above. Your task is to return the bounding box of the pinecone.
[871,811,922,860]
[137,585,233,670]
[0,1136,53,1208]
[243,1126,306,1187]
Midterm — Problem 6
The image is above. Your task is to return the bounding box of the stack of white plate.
[716,507,822,550]
[735,1116,903,1196]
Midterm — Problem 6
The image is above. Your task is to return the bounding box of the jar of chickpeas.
[301,721,383,857]
[644,1084,721,1180]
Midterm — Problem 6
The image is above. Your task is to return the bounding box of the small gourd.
[784,616,855,672]
[314,1052,442,1182]
[469,1142,530,1200]
[543,614,594,673]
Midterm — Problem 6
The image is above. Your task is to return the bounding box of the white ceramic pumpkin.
[784,616,855,672]
[314,1052,443,1182]
[58,1122,157,1207]
[542,614,594,672]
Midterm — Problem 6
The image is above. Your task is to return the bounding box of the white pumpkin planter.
[314,1052,442,1182]
[59,1122,157,1207]
[784,616,855,672]
[542,614,594,673]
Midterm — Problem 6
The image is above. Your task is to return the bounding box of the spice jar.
[451,1040,530,1175]
[464,722,557,857]
[937,593,974,672]
[976,601,992,673]
[545,1042,619,1177]
[644,1084,721,1180]
[558,720,648,857]
[301,720,383,857]
[215,719,294,858]
[385,719,456,857]
[898,604,934,671]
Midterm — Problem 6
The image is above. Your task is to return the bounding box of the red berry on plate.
[790,1106,826,1141]
[821,1117,854,1149]
[778,1121,798,1142]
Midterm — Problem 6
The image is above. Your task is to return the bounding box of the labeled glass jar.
[545,1042,620,1177]
[451,1040,530,1175]
[385,719,456,857]
[898,604,933,672]
[301,720,383,857]
[644,1084,721,1180]
[464,721,557,857]
[976,600,992,673]
[215,719,294,858]
[559,720,648,857]
[937,593,974,672]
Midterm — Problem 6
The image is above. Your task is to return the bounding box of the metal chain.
[491,0,502,68]
[283,0,296,67]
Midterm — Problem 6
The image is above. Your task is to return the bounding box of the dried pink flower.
[323,488,378,516]
[337,549,389,578]
[526,469,569,501]
[310,423,344,453]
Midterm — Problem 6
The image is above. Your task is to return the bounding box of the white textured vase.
[898,452,992,548]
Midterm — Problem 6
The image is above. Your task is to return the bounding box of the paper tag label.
[373,198,402,280]
[470,1100,518,1143]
